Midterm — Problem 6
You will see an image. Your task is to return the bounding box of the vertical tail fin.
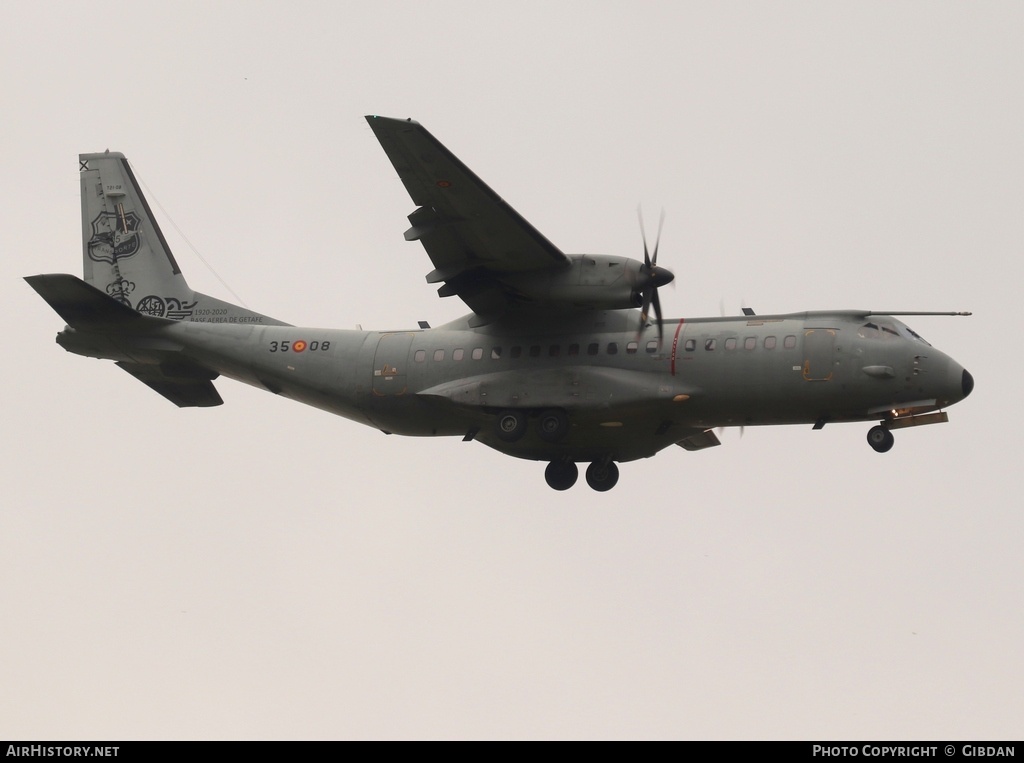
[80,151,196,315]
[78,152,286,325]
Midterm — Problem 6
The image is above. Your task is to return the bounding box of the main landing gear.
[585,461,619,491]
[544,460,578,491]
[544,459,619,491]
[492,409,620,491]
[867,425,895,453]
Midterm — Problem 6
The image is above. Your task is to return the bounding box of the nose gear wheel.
[867,425,894,453]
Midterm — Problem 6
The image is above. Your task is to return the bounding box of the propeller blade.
[651,286,663,341]
[650,209,665,267]
[637,207,651,267]
[636,207,672,340]
[639,285,652,325]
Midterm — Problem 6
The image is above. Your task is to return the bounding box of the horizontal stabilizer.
[116,361,223,408]
[25,273,168,329]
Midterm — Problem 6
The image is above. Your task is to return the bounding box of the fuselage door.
[803,328,836,381]
[372,332,415,395]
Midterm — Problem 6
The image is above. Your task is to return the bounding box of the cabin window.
[744,337,756,350]
[646,341,658,353]
[414,350,426,362]
[510,346,522,359]
[764,336,777,350]
[704,339,717,351]
[725,338,737,351]
[549,345,561,358]
[529,345,541,358]
[784,335,796,349]
[491,347,502,359]
[472,348,483,360]
[453,348,464,361]
[568,343,580,356]
[684,339,696,352]
[433,349,445,362]
[626,341,638,354]
[587,342,599,356]
[607,342,618,355]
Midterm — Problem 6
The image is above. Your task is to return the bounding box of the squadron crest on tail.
[87,209,143,264]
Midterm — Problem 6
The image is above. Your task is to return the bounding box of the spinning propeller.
[637,208,675,340]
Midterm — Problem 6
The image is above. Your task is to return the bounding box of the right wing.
[366,116,571,320]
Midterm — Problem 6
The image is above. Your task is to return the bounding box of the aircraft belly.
[475,408,691,463]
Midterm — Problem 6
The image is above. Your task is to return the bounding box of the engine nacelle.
[501,254,647,310]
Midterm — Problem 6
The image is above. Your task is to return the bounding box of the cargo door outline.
[803,328,836,381]
[372,333,414,395]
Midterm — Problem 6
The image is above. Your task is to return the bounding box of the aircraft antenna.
[131,161,251,309]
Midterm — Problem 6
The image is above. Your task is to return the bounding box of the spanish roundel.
[292,340,307,352]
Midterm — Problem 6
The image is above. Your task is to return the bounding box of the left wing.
[366,116,570,320]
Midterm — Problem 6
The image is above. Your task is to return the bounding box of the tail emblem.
[134,295,197,319]
[87,209,142,264]
[105,278,135,305]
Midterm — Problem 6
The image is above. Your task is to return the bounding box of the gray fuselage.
[164,308,971,463]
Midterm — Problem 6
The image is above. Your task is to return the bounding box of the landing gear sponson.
[496,408,570,444]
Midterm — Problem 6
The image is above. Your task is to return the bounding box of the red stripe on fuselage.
[670,319,685,376]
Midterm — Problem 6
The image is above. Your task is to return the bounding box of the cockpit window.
[858,321,900,340]
[900,324,931,345]
[858,319,931,346]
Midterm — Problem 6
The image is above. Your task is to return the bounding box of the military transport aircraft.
[26,116,974,491]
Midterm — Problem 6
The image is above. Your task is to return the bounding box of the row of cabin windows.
[684,335,798,352]
[413,339,661,363]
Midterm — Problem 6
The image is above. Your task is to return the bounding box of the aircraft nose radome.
[962,369,974,398]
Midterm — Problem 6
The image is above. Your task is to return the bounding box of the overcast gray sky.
[2,0,1021,740]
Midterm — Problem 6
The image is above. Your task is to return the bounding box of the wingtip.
[365,114,420,126]
[79,150,126,161]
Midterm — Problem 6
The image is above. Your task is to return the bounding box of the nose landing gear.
[867,425,895,453]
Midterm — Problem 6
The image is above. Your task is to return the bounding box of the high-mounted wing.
[366,116,570,320]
